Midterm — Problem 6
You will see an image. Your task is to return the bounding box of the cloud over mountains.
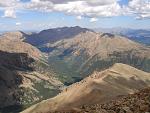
[0,0,150,19]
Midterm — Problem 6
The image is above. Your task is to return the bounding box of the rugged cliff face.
[0,50,63,112]
[0,50,34,108]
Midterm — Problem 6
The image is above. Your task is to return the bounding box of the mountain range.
[33,29,150,85]
[95,27,150,46]
[0,26,150,113]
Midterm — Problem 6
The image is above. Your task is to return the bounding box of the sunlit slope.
[22,63,150,113]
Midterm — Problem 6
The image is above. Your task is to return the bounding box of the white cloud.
[0,0,19,7]
[16,22,21,26]
[0,0,21,18]
[90,18,98,22]
[52,1,122,17]
[128,0,150,19]
[31,0,40,3]
[0,0,150,19]
[42,0,118,5]
[76,16,82,20]
[85,0,118,6]
[26,0,53,12]
[2,8,16,18]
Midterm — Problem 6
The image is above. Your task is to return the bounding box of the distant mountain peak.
[95,28,150,45]
[40,26,92,32]
[0,31,42,60]
[100,33,115,38]
[1,31,27,41]
[25,26,93,46]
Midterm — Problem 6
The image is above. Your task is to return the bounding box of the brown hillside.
[21,63,150,113]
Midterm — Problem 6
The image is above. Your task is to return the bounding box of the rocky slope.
[0,31,42,59]
[79,87,150,113]
[0,31,26,41]
[0,32,64,113]
[21,63,150,113]
[42,31,150,84]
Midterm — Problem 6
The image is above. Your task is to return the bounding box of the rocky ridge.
[21,63,150,113]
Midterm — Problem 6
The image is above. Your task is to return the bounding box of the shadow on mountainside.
[0,50,35,113]
[25,26,92,46]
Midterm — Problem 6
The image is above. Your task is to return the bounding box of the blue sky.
[0,0,150,31]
